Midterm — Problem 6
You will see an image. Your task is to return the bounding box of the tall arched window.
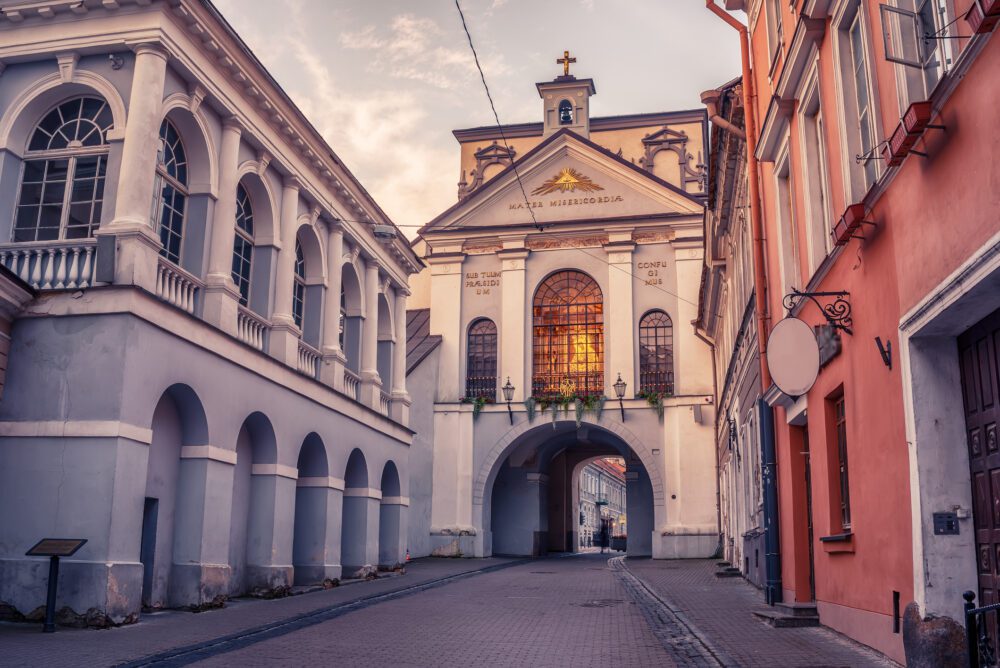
[14,97,112,242]
[638,310,674,395]
[293,240,306,329]
[466,318,498,401]
[153,119,188,264]
[532,270,603,397]
[231,183,254,306]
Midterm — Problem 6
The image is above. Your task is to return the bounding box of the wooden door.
[960,307,1000,612]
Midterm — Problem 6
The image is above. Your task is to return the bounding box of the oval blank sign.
[767,317,820,397]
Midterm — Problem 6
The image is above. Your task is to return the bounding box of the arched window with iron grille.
[466,318,497,401]
[532,270,604,397]
[638,309,674,396]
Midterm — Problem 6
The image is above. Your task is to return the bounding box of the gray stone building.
[578,458,627,548]
[0,0,421,626]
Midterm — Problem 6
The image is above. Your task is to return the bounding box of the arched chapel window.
[558,99,574,125]
[13,97,113,242]
[153,119,188,264]
[466,318,498,401]
[532,270,604,397]
[231,183,254,306]
[293,240,306,329]
[638,309,674,396]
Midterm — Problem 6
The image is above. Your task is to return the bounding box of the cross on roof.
[556,50,576,77]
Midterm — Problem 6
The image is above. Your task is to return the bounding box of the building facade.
[578,457,627,548]
[408,64,719,561]
[711,0,1000,662]
[695,78,768,589]
[0,0,421,626]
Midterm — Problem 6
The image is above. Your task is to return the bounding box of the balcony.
[379,390,391,417]
[0,240,97,290]
[296,339,321,379]
[343,367,361,401]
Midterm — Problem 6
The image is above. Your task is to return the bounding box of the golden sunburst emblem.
[531,167,605,196]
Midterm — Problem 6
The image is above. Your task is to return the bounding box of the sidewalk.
[624,558,899,667]
[0,557,517,668]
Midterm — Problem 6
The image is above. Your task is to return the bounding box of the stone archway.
[477,418,663,559]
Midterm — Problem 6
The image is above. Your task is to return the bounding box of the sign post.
[25,538,87,633]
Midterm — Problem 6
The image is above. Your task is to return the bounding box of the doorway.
[140,497,158,609]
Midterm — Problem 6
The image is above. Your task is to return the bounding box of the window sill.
[820,531,855,553]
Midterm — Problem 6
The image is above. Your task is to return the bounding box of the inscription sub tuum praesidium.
[465,271,502,296]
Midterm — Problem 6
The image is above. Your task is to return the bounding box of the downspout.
[706,0,782,605]
[701,89,747,140]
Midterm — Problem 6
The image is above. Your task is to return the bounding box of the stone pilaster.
[201,117,244,336]
[427,253,464,402]
[245,464,297,591]
[605,234,636,396]
[499,241,529,401]
[320,225,346,391]
[359,260,383,408]
[267,178,302,366]
[389,287,410,423]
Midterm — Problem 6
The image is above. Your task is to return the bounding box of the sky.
[212,0,743,236]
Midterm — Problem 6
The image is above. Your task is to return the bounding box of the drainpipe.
[706,0,782,605]
[701,89,747,140]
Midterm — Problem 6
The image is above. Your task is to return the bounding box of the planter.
[966,1,1000,34]
[886,122,911,166]
[832,203,867,247]
[903,101,934,135]
[984,0,1000,16]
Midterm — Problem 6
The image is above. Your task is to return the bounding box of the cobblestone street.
[0,555,896,667]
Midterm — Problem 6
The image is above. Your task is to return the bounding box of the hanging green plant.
[594,395,606,421]
[524,397,536,422]
[472,396,488,420]
[551,401,558,428]
[574,398,585,429]
[639,391,665,422]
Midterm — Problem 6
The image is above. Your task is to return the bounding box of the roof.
[420,127,705,236]
[405,309,442,375]
[587,457,627,482]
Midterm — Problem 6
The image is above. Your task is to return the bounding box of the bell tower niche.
[538,50,596,139]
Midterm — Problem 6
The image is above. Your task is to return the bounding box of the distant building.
[578,458,627,548]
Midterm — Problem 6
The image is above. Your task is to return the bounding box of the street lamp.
[613,372,627,421]
[502,377,515,425]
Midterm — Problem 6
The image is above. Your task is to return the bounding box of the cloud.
[340,13,507,90]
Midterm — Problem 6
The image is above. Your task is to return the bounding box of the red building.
[708,0,1000,663]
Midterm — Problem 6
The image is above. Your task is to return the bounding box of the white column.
[359,259,383,406]
[499,247,529,401]
[390,287,411,425]
[320,225,346,390]
[110,43,168,231]
[268,177,301,365]
[98,43,168,292]
[391,288,408,395]
[605,240,636,395]
[202,117,243,335]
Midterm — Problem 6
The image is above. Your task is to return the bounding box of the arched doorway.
[292,433,330,585]
[143,384,209,609]
[341,448,374,576]
[485,420,656,559]
[228,411,277,596]
[378,461,404,569]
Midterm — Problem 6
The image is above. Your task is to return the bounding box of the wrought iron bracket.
[783,290,853,336]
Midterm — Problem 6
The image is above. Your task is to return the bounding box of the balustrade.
[297,339,321,379]
[0,241,96,290]
[379,390,391,416]
[155,259,201,314]
[237,306,269,351]
[344,367,361,401]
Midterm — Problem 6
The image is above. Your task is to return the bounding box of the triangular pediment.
[421,129,703,234]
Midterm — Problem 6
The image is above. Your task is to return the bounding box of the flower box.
[832,203,867,247]
[888,122,914,163]
[983,0,1000,16]
[903,101,934,135]
[966,1,1000,34]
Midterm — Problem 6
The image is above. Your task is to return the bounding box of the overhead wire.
[452,0,721,320]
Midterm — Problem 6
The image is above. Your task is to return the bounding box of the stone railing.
[0,240,97,290]
[237,306,269,351]
[343,367,361,401]
[155,258,201,314]
[297,339,321,379]
[379,390,391,416]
